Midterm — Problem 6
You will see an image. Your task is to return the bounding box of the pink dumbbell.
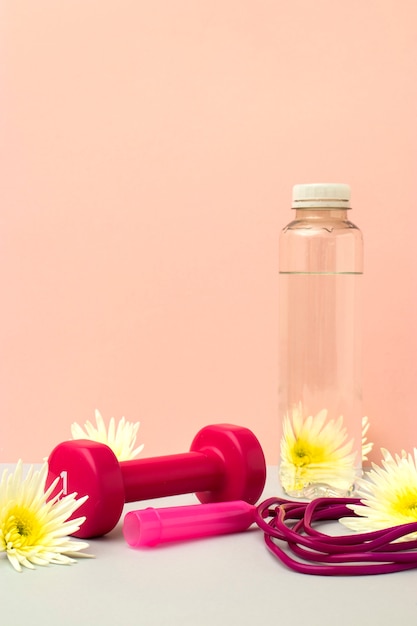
[46,423,266,539]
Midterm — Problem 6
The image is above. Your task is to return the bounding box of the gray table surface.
[1,464,416,625]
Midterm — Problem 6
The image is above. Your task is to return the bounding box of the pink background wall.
[1,1,416,464]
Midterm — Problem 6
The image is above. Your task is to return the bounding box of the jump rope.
[255,496,417,576]
[124,495,417,576]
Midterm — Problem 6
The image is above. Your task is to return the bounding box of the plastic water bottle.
[278,183,363,498]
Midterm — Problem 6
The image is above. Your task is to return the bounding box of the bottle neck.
[294,208,349,220]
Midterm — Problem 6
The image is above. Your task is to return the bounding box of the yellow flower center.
[3,504,43,549]
[291,440,326,467]
[391,488,417,520]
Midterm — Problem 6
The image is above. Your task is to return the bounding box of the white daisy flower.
[71,409,144,461]
[0,461,91,572]
[280,404,357,495]
[340,448,417,539]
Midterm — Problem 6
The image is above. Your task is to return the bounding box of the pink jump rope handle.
[123,500,257,547]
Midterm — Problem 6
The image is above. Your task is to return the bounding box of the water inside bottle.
[279,271,363,498]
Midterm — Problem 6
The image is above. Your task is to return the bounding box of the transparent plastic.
[279,194,363,498]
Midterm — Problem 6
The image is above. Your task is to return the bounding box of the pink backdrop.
[1,1,416,463]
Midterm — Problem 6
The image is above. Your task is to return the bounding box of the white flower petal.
[71,410,144,461]
[340,447,417,540]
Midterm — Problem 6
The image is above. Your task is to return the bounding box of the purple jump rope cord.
[255,497,417,576]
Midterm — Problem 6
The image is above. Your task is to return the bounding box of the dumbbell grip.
[122,451,223,502]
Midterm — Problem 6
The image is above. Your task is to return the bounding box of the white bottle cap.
[292,183,351,209]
